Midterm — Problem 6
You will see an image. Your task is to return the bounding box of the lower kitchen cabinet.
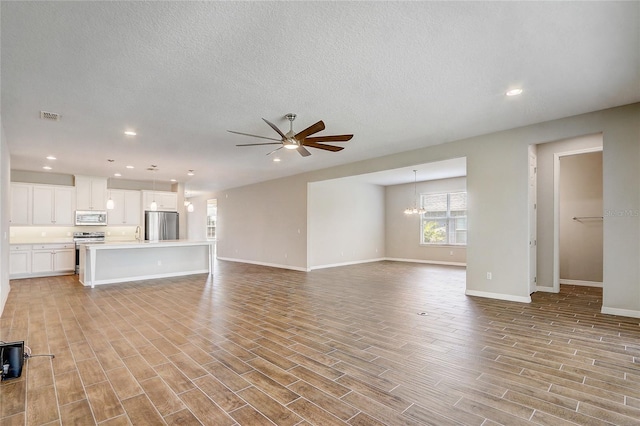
[9,245,32,276]
[10,244,75,278]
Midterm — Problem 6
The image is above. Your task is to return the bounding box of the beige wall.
[308,179,385,268]
[559,152,603,282]
[385,176,467,264]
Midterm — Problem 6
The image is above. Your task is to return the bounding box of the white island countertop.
[79,240,215,287]
[80,239,214,249]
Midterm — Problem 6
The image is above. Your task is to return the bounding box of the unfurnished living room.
[1,2,639,426]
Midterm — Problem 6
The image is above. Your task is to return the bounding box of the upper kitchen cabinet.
[10,183,32,225]
[108,190,141,225]
[141,191,178,211]
[32,185,75,225]
[75,175,107,210]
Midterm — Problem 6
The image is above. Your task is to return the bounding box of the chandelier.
[404,170,426,215]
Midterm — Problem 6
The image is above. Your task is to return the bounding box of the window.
[420,191,467,245]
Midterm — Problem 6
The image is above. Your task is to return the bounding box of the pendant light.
[404,170,426,215]
[185,176,195,213]
[106,159,115,210]
[149,166,158,211]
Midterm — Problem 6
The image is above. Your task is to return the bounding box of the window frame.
[419,191,467,246]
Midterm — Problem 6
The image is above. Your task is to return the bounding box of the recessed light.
[124,130,137,136]
[170,179,177,182]
[114,173,121,177]
[187,170,194,176]
[46,155,56,160]
[42,166,52,170]
[506,88,523,96]
[126,165,134,169]
[273,157,281,162]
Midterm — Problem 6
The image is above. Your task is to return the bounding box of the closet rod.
[572,216,603,221]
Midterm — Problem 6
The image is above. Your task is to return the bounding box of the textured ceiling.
[2,2,639,193]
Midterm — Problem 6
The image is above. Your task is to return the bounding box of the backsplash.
[10,226,138,243]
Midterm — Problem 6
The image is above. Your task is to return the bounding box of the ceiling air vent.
[40,111,61,121]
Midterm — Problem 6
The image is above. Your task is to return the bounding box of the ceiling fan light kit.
[229,113,353,157]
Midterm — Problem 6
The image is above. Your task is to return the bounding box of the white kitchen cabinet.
[75,175,107,210]
[31,244,75,275]
[9,245,32,277]
[108,190,141,225]
[10,183,32,225]
[142,191,178,211]
[32,185,75,225]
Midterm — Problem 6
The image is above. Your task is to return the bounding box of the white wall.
[559,152,603,282]
[308,180,384,268]
[385,176,467,264]
[1,118,11,316]
[215,104,639,312]
[536,134,603,289]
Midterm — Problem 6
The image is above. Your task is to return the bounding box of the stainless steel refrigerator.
[145,211,179,241]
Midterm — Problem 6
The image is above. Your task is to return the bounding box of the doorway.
[554,149,603,291]
[206,199,217,240]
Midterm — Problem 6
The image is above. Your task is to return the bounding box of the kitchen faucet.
[135,226,142,241]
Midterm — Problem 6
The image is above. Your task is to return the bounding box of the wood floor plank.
[179,388,235,426]
[237,386,301,426]
[85,381,125,423]
[163,408,202,426]
[138,377,185,416]
[121,394,166,426]
[54,370,86,406]
[59,399,95,425]
[26,384,59,426]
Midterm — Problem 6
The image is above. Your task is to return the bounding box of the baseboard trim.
[559,279,603,288]
[217,257,309,272]
[465,289,531,304]
[384,258,466,267]
[600,306,640,319]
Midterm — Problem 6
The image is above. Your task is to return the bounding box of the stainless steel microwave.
[75,210,107,226]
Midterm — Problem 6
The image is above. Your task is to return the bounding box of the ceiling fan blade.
[262,118,287,139]
[266,146,284,156]
[236,142,282,147]
[302,141,344,152]
[297,146,311,157]
[303,134,353,143]
[228,130,282,141]
[295,120,325,140]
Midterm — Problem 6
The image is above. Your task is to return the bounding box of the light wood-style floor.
[2,260,640,425]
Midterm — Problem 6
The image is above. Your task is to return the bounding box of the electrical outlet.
[449,250,453,256]
[284,253,288,258]
[486,272,492,280]
[157,260,162,266]
[41,232,46,237]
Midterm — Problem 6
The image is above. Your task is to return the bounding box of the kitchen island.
[79,240,215,288]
